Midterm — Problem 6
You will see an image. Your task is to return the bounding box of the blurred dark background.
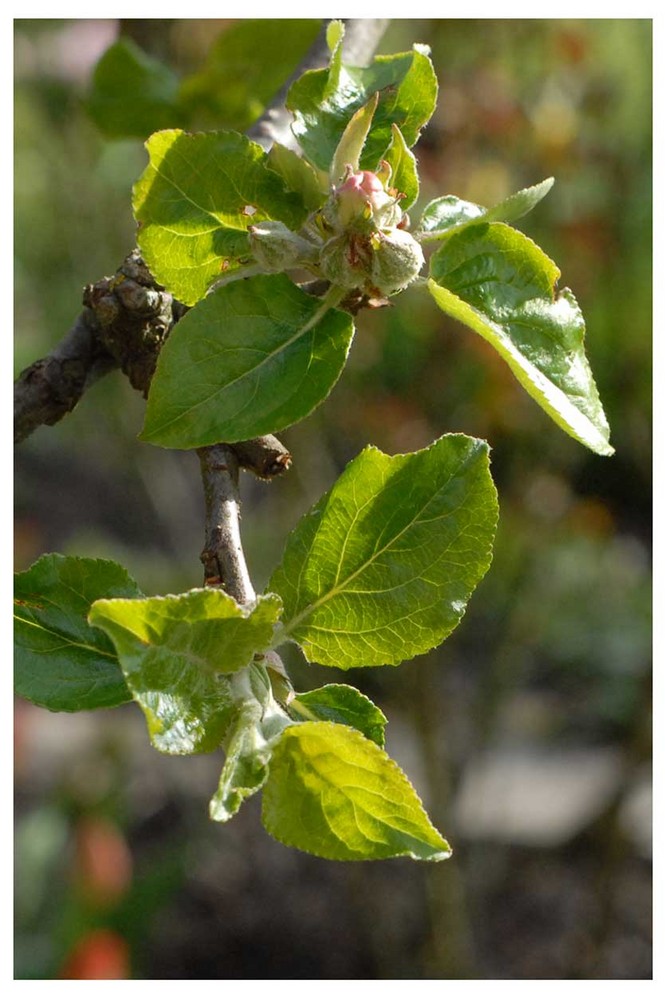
[14,19,652,980]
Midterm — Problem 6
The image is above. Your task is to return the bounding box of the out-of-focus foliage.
[15,19,651,979]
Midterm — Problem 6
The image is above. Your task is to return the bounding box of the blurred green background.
[14,19,651,980]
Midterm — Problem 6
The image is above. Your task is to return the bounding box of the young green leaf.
[261,722,451,862]
[289,684,387,747]
[330,93,379,185]
[287,46,437,173]
[140,275,354,449]
[418,177,555,238]
[87,39,185,139]
[267,143,327,212]
[14,554,140,712]
[209,700,271,822]
[209,661,293,821]
[483,177,555,223]
[270,434,498,668]
[382,123,419,211]
[89,590,282,754]
[133,129,307,305]
[428,222,614,456]
[418,195,485,236]
[326,20,345,55]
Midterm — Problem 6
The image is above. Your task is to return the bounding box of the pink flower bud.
[334,170,399,228]
[339,170,385,198]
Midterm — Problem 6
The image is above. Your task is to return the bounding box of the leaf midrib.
[147,292,341,437]
[279,447,479,639]
[14,612,116,660]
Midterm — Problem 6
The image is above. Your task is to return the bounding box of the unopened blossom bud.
[330,169,402,230]
[369,228,425,296]
[320,226,424,296]
[319,233,371,289]
[249,221,317,272]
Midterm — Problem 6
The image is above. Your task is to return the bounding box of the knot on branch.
[82,250,186,396]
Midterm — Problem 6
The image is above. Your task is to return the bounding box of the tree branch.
[16,18,390,602]
[14,312,116,444]
[14,251,182,442]
[14,18,388,450]
[197,445,256,604]
[247,18,389,151]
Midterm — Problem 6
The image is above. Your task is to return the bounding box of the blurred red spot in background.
[74,816,133,907]
[58,928,130,979]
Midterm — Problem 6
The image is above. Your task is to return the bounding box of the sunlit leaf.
[330,94,378,185]
[383,123,419,210]
[89,590,282,754]
[428,222,614,455]
[267,143,327,211]
[270,434,498,667]
[133,129,307,304]
[287,46,437,172]
[262,722,451,861]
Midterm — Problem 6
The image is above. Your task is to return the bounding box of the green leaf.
[209,699,270,822]
[14,554,140,712]
[87,39,185,139]
[289,685,387,747]
[287,46,437,173]
[383,123,419,211]
[178,19,321,133]
[133,129,307,305]
[428,223,614,455]
[326,20,345,55]
[330,93,378,185]
[418,195,485,236]
[483,177,555,223]
[88,590,282,754]
[418,177,555,238]
[261,722,451,862]
[210,661,293,821]
[270,434,498,668]
[267,143,327,212]
[140,275,354,449]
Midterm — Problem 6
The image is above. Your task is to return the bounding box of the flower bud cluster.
[247,165,424,299]
[318,166,424,296]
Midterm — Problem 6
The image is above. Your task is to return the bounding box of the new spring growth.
[332,166,402,229]
[320,164,424,296]
[248,221,317,273]
[247,163,424,298]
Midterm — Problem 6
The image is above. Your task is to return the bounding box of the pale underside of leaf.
[418,177,555,239]
[428,281,613,456]
[426,223,613,456]
[88,590,282,754]
[209,700,271,822]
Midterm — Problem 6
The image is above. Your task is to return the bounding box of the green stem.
[208,262,265,294]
